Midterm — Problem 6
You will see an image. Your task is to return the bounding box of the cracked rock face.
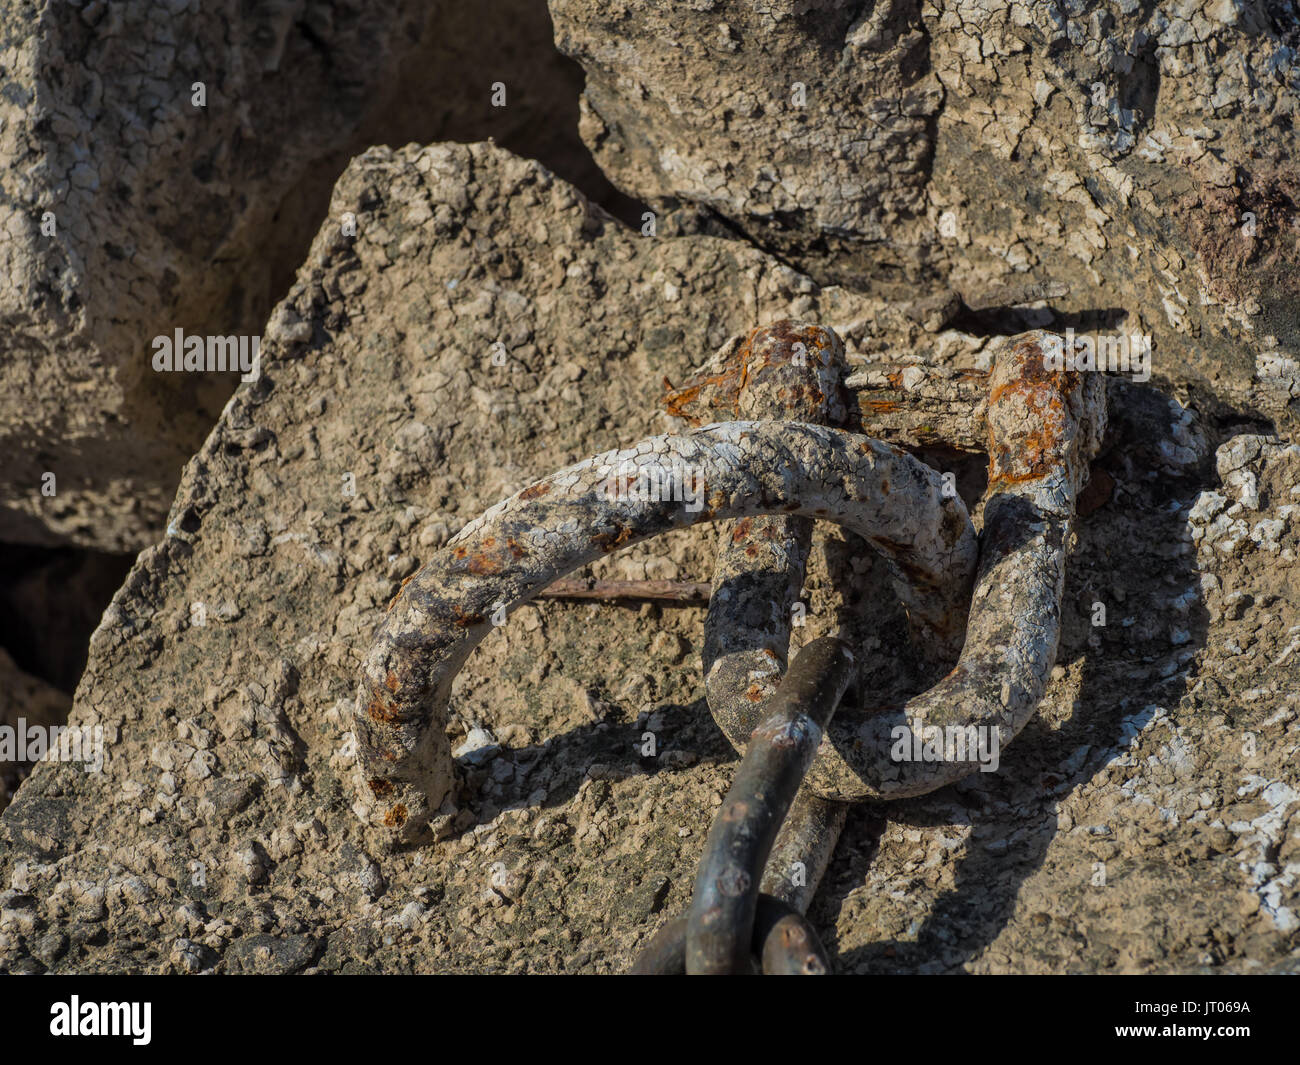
[2,142,1297,974]
[0,0,603,551]
[551,0,944,288]
[551,0,1300,414]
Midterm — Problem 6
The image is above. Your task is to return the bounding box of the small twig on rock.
[536,579,712,603]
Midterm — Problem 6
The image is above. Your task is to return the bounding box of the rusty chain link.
[351,318,1106,974]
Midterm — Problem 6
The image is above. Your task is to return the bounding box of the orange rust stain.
[662,344,747,422]
[939,662,970,684]
[519,481,551,501]
[452,546,468,559]
[452,604,486,627]
[466,553,503,576]
[731,517,754,542]
[386,572,418,613]
[745,683,766,702]
[662,326,840,421]
[384,671,399,693]
[991,340,1078,406]
[745,545,759,557]
[665,321,838,421]
[505,537,527,559]
[735,351,751,399]
[988,446,1054,487]
[989,376,1063,408]
[663,381,707,422]
[592,522,634,552]
[367,693,400,724]
[383,804,408,828]
[986,367,1071,488]
[862,400,900,414]
[368,778,394,797]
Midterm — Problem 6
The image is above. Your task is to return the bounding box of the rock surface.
[0,648,69,814]
[0,0,613,551]
[551,0,1300,418]
[1,142,1296,973]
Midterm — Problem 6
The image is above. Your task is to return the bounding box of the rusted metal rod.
[536,578,712,603]
[354,417,976,842]
[844,363,989,452]
[630,893,827,975]
[803,331,1107,801]
[685,637,854,975]
[758,788,848,914]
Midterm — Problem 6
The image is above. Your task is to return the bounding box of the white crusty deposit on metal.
[352,401,976,841]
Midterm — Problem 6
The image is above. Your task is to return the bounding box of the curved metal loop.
[645,322,1106,975]
[348,317,1105,981]
[630,893,830,976]
[684,637,854,974]
[353,404,976,841]
[697,328,1107,803]
[804,332,1106,800]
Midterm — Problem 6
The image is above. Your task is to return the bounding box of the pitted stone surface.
[550,0,1300,415]
[1,142,1296,974]
[0,0,608,550]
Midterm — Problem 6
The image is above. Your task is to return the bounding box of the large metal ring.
[352,354,977,842]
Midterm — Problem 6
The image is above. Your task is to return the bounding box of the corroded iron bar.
[629,893,828,975]
[758,788,848,913]
[354,420,977,841]
[844,364,989,452]
[804,331,1107,801]
[686,637,854,974]
[703,320,859,755]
